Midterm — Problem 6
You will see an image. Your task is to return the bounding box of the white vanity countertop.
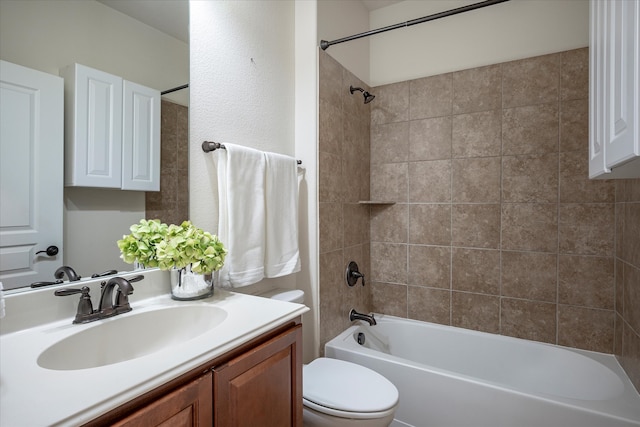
[0,271,308,426]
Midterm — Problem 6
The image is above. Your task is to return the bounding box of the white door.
[0,60,64,290]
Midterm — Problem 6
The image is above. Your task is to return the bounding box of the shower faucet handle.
[346,261,365,287]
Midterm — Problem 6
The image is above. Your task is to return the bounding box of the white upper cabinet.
[62,64,160,191]
[589,0,640,179]
[122,81,161,191]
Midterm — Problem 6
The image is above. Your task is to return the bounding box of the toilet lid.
[303,358,399,414]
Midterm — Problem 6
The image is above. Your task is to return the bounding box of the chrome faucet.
[55,275,144,324]
[349,308,377,326]
[55,265,81,282]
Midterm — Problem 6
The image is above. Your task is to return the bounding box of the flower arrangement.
[117,219,227,274]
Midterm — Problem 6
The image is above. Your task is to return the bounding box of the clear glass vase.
[170,265,214,301]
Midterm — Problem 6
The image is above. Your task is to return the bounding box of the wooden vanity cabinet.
[84,318,302,427]
[213,323,303,426]
[112,372,213,427]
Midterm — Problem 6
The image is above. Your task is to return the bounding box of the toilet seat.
[303,358,399,420]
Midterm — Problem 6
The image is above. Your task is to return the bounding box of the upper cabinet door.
[63,63,123,188]
[122,81,160,191]
[589,0,640,179]
[605,0,640,168]
[0,60,64,289]
[589,0,609,177]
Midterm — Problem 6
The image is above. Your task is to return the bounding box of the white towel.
[264,152,301,278]
[217,143,266,287]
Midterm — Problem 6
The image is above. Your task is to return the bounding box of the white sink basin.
[37,305,228,370]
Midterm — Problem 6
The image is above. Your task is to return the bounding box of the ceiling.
[97,0,189,43]
[97,0,403,44]
[361,0,404,11]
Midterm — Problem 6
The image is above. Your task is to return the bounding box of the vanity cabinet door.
[111,371,213,427]
[213,324,303,427]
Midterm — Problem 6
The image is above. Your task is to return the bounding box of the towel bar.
[202,141,302,165]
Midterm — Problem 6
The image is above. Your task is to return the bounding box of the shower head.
[349,85,375,104]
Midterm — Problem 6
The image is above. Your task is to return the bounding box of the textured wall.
[189,1,319,362]
[318,50,372,354]
[189,0,295,236]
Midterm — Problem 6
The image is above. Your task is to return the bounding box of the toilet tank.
[258,288,305,304]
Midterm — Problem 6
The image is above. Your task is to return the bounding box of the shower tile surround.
[319,51,372,353]
[145,100,189,225]
[319,48,640,391]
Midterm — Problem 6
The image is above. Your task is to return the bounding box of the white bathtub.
[325,314,640,427]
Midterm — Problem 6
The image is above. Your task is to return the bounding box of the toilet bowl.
[303,358,398,427]
[257,288,398,426]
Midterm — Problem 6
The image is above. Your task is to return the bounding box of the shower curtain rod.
[320,0,510,51]
[161,84,189,95]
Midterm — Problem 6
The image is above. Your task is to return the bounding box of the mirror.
[0,0,189,290]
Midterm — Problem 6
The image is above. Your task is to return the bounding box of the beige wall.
[317,0,370,85]
[0,0,188,105]
[369,0,589,86]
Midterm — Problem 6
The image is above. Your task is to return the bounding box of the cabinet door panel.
[122,80,160,191]
[606,0,640,167]
[589,0,609,177]
[112,372,212,427]
[214,325,303,427]
[65,64,122,188]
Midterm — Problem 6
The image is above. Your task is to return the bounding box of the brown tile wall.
[145,100,189,225]
[369,48,625,354]
[319,47,640,392]
[318,50,372,355]
[615,179,640,391]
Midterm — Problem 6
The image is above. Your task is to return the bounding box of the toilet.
[258,288,399,427]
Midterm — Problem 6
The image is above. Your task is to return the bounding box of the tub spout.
[349,308,376,326]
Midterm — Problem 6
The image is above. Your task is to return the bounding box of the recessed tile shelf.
[358,201,396,205]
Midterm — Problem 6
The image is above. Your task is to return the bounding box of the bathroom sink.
[37,305,228,370]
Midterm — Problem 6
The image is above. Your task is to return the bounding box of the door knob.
[36,245,59,257]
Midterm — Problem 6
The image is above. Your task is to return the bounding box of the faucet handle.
[91,269,118,278]
[54,287,88,297]
[55,286,94,323]
[345,261,365,287]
